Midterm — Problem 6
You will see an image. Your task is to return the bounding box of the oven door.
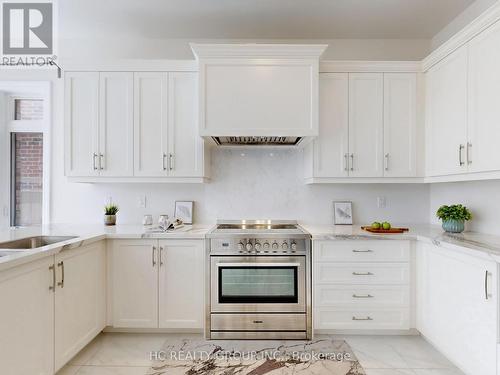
[211,256,306,313]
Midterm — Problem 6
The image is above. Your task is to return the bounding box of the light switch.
[377,196,386,208]
[138,195,147,208]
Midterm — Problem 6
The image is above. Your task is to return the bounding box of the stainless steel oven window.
[218,266,298,304]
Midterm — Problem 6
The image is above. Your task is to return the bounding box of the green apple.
[382,222,391,230]
[371,222,381,229]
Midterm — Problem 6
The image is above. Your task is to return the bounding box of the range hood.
[191,43,327,146]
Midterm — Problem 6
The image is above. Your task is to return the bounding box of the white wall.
[60,37,431,61]
[50,147,430,225]
[430,180,500,236]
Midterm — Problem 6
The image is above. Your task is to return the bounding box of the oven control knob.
[255,242,262,250]
[272,242,279,250]
[291,242,297,251]
[263,242,270,250]
[246,242,253,251]
[281,242,289,250]
[237,242,244,250]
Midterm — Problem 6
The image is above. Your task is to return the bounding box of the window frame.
[0,82,51,228]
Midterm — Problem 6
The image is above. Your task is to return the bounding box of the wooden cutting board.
[361,226,409,234]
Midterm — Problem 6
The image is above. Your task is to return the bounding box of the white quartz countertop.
[0,224,213,272]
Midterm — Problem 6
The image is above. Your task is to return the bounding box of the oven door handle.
[216,262,302,267]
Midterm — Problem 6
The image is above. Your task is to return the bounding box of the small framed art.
[333,201,353,225]
[174,201,194,225]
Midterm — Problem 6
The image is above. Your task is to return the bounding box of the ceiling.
[60,0,477,40]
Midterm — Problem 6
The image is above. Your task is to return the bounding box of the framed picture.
[333,201,353,225]
[174,201,194,225]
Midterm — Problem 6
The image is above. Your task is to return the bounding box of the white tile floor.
[56,333,465,375]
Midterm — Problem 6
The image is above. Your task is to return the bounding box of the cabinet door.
[0,257,54,375]
[99,72,134,177]
[468,21,500,173]
[54,241,106,371]
[313,73,349,177]
[134,73,169,176]
[111,240,159,328]
[158,240,204,329]
[168,72,204,177]
[426,47,468,176]
[65,72,99,177]
[383,73,417,177]
[348,73,384,177]
[418,244,497,375]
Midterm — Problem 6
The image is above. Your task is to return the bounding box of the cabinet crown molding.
[190,43,328,59]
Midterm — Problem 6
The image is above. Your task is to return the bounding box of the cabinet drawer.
[211,313,306,331]
[315,241,410,262]
[315,285,410,307]
[315,263,409,285]
[314,308,410,330]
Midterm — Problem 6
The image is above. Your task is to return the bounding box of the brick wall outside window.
[13,133,43,226]
[14,99,43,120]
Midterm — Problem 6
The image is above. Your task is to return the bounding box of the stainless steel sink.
[0,236,78,250]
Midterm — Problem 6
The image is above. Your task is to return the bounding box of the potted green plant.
[436,204,472,233]
[104,204,119,226]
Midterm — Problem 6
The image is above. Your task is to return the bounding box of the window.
[10,133,43,226]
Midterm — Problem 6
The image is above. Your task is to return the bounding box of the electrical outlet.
[138,195,147,208]
[377,196,386,208]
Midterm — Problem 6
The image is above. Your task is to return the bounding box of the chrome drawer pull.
[352,316,373,321]
[352,272,373,276]
[485,270,492,300]
[352,294,373,298]
[253,320,264,324]
[352,249,373,253]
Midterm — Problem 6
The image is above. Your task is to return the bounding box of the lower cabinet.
[313,240,411,331]
[0,241,106,375]
[416,242,498,375]
[0,257,55,375]
[54,241,106,371]
[110,239,205,330]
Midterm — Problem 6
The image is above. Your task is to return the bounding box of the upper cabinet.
[191,44,326,141]
[305,72,418,182]
[65,70,209,182]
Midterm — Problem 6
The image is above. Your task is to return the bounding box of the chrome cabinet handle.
[92,153,98,170]
[169,154,174,171]
[159,246,164,266]
[344,153,349,171]
[352,249,373,253]
[253,320,264,324]
[162,153,167,171]
[467,142,472,165]
[485,270,492,300]
[49,264,56,291]
[352,316,373,321]
[459,144,465,166]
[99,154,104,170]
[57,261,65,288]
[152,246,157,267]
[350,154,354,171]
[353,294,374,298]
[352,272,373,276]
[384,153,389,171]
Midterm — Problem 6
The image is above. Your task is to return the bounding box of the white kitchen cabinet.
[416,242,498,375]
[65,72,134,177]
[111,239,159,328]
[54,241,106,371]
[348,73,384,177]
[133,72,169,177]
[0,257,55,375]
[168,72,205,177]
[158,240,204,329]
[468,20,500,173]
[383,73,417,177]
[99,72,134,177]
[65,72,99,177]
[426,47,468,177]
[307,73,349,178]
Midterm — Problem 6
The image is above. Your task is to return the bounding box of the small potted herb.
[104,204,119,226]
[436,204,472,233]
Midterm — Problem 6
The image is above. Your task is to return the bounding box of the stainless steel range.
[206,220,312,340]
